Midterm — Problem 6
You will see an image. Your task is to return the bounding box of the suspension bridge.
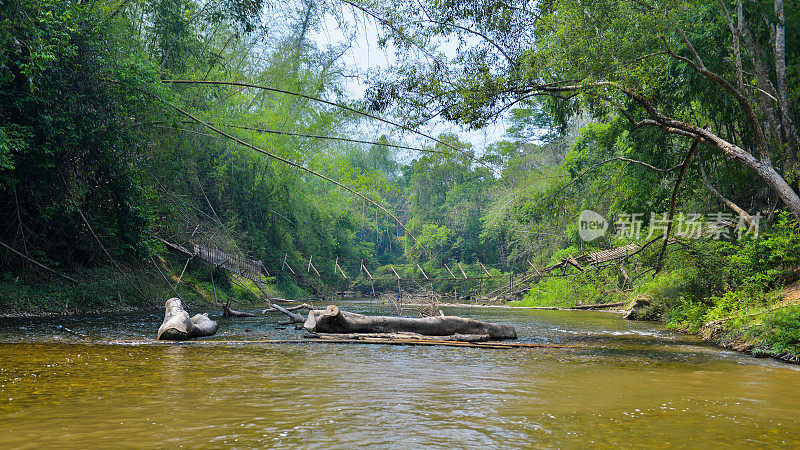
[156,235,657,303]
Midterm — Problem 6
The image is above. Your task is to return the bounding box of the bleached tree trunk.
[157,298,218,340]
[304,305,517,340]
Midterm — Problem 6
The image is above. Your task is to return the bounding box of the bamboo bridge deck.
[156,235,656,298]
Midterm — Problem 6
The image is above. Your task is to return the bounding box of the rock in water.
[157,298,218,340]
[623,294,659,321]
[304,305,517,340]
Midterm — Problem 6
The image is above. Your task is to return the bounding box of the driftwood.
[308,332,492,342]
[262,303,314,314]
[270,303,307,324]
[222,305,258,318]
[572,301,626,310]
[157,298,218,340]
[304,305,517,340]
[112,337,574,350]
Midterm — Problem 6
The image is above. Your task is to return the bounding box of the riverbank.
[0,255,291,318]
[511,277,800,364]
[509,218,800,364]
[628,274,800,364]
[0,265,163,317]
[695,281,800,363]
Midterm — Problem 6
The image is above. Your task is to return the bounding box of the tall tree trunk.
[738,1,781,155]
[774,0,799,173]
[719,0,744,90]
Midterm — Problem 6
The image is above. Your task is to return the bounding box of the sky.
[308,5,509,160]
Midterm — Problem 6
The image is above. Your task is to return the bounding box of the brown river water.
[0,299,798,448]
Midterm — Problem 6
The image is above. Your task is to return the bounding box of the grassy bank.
[0,253,304,317]
[512,271,628,309]
[635,271,800,363]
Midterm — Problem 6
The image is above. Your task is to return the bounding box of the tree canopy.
[1,0,798,313]
[362,0,799,220]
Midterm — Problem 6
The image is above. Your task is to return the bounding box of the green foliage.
[707,287,777,321]
[636,270,692,310]
[639,218,800,333]
[0,0,158,271]
[727,212,800,289]
[403,134,497,263]
[748,307,800,355]
[517,272,624,308]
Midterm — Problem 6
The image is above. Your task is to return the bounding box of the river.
[0,300,798,447]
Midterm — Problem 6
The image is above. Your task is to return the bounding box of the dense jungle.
[1,0,800,359]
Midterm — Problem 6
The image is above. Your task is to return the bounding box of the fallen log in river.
[157,298,218,340]
[116,337,572,350]
[303,305,517,340]
[307,332,494,342]
[153,301,516,342]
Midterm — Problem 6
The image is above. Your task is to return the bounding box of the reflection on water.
[0,300,799,447]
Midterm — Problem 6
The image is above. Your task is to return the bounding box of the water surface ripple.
[0,301,798,447]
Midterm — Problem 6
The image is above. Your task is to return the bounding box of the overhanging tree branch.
[509,78,800,221]
[654,137,699,275]
[419,18,513,62]
[562,156,684,192]
[697,152,756,227]
[140,120,453,156]
[661,34,771,161]
[0,239,79,284]
[159,79,478,162]
[146,91,429,254]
